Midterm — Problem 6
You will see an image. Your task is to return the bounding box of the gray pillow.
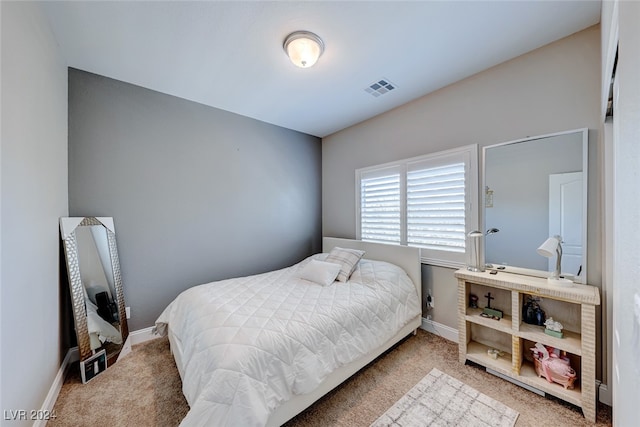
[324,247,365,282]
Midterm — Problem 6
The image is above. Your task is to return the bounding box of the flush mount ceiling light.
[283,31,324,68]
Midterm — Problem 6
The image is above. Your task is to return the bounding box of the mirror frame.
[60,217,129,362]
[481,128,588,283]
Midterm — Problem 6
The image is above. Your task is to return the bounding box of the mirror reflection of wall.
[484,130,585,278]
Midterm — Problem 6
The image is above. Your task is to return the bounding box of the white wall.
[323,25,600,325]
[606,0,640,423]
[1,2,68,423]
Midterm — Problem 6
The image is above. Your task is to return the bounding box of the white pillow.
[324,247,365,282]
[297,259,341,286]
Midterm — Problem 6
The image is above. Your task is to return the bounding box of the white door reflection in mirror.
[549,172,583,276]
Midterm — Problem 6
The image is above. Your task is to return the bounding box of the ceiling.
[40,1,601,138]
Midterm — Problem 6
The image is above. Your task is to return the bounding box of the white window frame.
[356,144,479,268]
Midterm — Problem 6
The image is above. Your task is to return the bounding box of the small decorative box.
[544,328,564,338]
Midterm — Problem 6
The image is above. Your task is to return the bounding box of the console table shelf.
[455,269,600,421]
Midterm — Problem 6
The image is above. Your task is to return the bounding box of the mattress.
[155,253,420,426]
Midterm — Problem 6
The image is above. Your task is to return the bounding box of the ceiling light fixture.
[283,31,324,68]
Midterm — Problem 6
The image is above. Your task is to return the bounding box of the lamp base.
[466,266,485,272]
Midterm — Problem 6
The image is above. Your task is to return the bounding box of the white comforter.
[155,254,420,427]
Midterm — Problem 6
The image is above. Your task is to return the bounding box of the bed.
[155,237,422,426]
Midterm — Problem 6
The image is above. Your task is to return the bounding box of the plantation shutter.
[359,168,401,244]
[355,144,477,267]
[406,162,466,252]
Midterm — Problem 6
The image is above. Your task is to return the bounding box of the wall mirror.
[482,128,588,283]
[60,217,129,373]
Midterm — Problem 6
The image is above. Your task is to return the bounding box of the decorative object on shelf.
[469,293,478,308]
[544,317,564,338]
[486,348,504,359]
[482,292,503,318]
[479,312,501,321]
[530,343,577,389]
[523,295,546,326]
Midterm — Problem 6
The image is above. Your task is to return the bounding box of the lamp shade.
[284,31,324,68]
[537,236,560,257]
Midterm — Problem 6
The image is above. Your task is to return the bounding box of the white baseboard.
[599,382,612,405]
[129,326,159,345]
[68,346,79,364]
[420,317,459,343]
[34,348,76,427]
[40,326,160,423]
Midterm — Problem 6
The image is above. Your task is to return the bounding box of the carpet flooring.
[51,329,611,426]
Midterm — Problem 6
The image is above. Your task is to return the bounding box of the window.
[406,161,466,252]
[359,166,402,244]
[356,145,478,267]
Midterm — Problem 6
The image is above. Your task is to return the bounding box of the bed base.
[266,315,421,426]
[168,316,420,427]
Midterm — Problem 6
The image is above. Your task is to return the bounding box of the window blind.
[360,172,401,244]
[406,163,466,252]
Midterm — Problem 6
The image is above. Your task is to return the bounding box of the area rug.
[370,368,519,427]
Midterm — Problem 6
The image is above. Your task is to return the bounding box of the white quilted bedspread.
[155,254,420,427]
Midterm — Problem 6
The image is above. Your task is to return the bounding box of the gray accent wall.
[323,26,601,333]
[1,2,69,423]
[68,69,322,330]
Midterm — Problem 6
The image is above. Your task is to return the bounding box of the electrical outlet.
[125,306,131,319]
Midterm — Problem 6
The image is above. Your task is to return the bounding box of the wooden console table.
[454,269,600,421]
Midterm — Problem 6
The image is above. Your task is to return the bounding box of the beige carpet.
[370,368,519,427]
[51,330,611,426]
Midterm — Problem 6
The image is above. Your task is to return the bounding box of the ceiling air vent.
[365,78,396,97]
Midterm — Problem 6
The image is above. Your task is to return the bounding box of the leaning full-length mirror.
[483,129,588,283]
[60,217,129,370]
